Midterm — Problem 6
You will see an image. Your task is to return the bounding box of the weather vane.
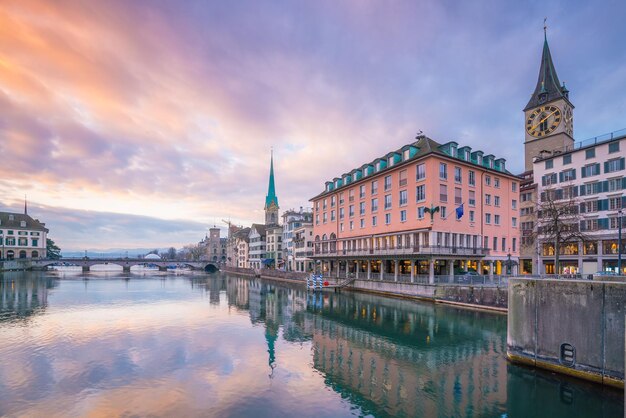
[544,17,547,34]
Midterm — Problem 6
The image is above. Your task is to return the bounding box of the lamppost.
[619,209,623,275]
[506,251,512,275]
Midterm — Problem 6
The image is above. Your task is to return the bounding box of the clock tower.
[523,29,574,171]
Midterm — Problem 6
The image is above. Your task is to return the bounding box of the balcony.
[313,244,489,258]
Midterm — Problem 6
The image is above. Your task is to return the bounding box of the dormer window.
[8,215,14,221]
[20,221,26,227]
[388,157,394,166]
[465,150,470,161]
[477,155,482,165]
[403,149,410,160]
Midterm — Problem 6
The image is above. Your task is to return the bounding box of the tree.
[179,244,206,261]
[166,247,177,260]
[535,186,587,274]
[147,249,159,255]
[46,238,62,259]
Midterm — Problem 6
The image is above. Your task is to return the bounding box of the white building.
[533,132,626,275]
[248,224,267,269]
[293,223,314,272]
[281,208,313,271]
[265,224,283,269]
[233,227,251,268]
[0,211,48,259]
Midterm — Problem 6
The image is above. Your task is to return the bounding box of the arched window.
[7,250,14,260]
[19,250,27,259]
[314,235,320,241]
[322,234,328,241]
[32,250,39,258]
[330,233,337,240]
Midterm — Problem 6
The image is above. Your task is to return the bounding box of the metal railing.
[534,127,626,161]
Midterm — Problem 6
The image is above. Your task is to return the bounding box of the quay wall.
[0,260,32,272]
[221,267,507,311]
[507,278,624,388]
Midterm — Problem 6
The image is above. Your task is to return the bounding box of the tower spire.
[265,149,278,209]
[524,20,568,111]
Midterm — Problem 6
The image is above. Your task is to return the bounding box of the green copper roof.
[524,31,568,111]
[265,151,279,208]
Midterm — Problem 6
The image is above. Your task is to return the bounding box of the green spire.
[265,149,279,209]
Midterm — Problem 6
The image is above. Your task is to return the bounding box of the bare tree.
[535,185,588,274]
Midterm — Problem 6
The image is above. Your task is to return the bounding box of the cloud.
[0,0,625,247]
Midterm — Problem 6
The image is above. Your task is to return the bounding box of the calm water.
[0,270,622,418]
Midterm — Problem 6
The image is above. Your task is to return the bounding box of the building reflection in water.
[0,271,57,322]
[219,273,622,418]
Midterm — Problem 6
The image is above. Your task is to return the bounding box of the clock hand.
[530,110,557,131]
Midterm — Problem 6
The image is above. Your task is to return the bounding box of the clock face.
[526,105,562,138]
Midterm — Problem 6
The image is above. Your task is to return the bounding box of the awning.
[262,258,275,265]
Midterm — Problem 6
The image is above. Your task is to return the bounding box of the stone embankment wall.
[507,278,624,388]
[0,260,32,272]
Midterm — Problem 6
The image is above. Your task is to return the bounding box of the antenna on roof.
[415,130,423,139]
[544,17,547,37]
[24,195,27,215]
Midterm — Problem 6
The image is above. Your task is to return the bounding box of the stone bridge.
[29,258,220,273]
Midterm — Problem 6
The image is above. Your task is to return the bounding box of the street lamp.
[506,252,512,275]
[619,209,623,275]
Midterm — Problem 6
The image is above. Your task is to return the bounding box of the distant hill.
[61,248,171,259]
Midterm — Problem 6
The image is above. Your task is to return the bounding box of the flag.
[455,203,464,220]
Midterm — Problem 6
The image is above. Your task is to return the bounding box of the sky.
[0,0,625,251]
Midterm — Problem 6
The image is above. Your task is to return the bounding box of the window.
[542,173,557,185]
[545,159,554,169]
[399,170,407,186]
[485,194,491,205]
[349,221,354,230]
[384,175,392,191]
[609,142,620,153]
[372,216,377,226]
[315,214,319,224]
[323,199,327,210]
[455,187,462,205]
[586,148,596,159]
[417,207,425,219]
[606,158,625,173]
[331,210,336,221]
[483,236,489,248]
[494,214,500,225]
[339,207,345,220]
[440,207,447,219]
[494,196,500,207]
[359,185,366,199]
[521,192,532,202]
[493,237,497,250]
[469,170,475,186]
[561,168,576,182]
[331,196,336,207]
[563,154,572,165]
[608,178,622,192]
[466,190,475,207]
[581,164,600,178]
[349,189,355,202]
[485,213,491,224]
[485,175,491,186]
[385,213,391,224]
[340,223,344,232]
[349,205,354,217]
[371,180,378,195]
[400,210,407,222]
[339,193,344,205]
[454,166,462,183]
[384,194,392,210]
[399,190,408,206]
[440,184,448,202]
[469,210,475,222]
[512,217,517,227]
[323,213,327,223]
[416,185,426,202]
[494,178,500,188]
[360,218,365,228]
[502,237,506,252]
[32,238,39,247]
[512,199,517,210]
[609,197,622,210]
[416,163,426,180]
[439,163,447,180]
[359,202,366,215]
[371,198,378,212]
[512,238,517,252]
[521,207,534,216]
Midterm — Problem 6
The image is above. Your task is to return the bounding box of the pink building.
[310,135,520,281]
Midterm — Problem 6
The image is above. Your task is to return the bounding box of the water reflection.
[0,272,621,418]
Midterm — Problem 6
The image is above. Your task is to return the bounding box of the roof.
[250,223,267,236]
[265,151,279,209]
[0,212,48,232]
[524,33,570,111]
[310,134,516,200]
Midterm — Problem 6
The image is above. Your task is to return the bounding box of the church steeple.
[524,25,569,111]
[264,150,279,225]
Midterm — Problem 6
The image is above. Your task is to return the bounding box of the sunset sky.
[1,0,625,251]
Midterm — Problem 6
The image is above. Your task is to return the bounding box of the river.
[0,270,622,417]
